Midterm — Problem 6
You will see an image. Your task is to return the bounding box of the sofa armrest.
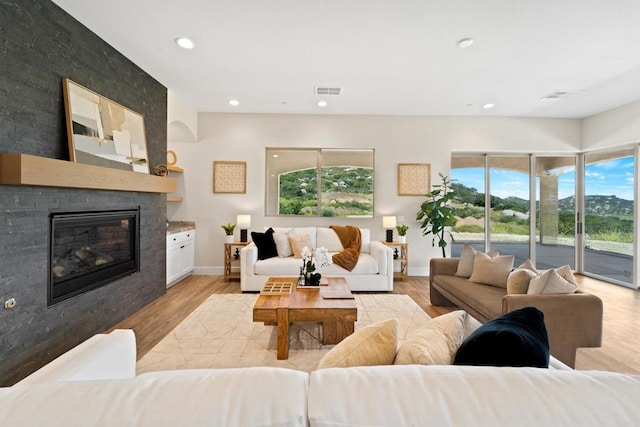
[369,241,392,276]
[502,291,603,368]
[240,243,258,288]
[429,257,459,278]
[15,329,136,386]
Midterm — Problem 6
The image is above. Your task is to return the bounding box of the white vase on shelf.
[225,235,235,244]
[398,235,406,244]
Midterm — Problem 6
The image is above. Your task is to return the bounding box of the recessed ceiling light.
[482,103,495,109]
[272,154,279,158]
[228,99,240,106]
[317,100,328,107]
[457,38,474,48]
[175,37,195,49]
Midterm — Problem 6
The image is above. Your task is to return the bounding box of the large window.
[265,148,374,217]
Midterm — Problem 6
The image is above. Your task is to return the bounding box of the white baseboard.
[408,267,429,276]
[193,266,223,275]
[194,266,429,277]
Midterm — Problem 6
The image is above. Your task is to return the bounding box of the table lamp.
[382,216,396,243]
[237,214,251,242]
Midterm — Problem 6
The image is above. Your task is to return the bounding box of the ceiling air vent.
[314,86,342,96]
[542,90,585,99]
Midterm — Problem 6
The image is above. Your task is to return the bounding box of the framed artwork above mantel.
[62,78,150,174]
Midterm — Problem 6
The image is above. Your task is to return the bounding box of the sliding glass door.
[488,156,531,266]
[583,148,635,285]
[451,147,637,288]
[535,156,576,270]
[450,155,486,257]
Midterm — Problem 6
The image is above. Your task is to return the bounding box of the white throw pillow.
[455,244,499,278]
[468,252,515,288]
[394,311,466,365]
[528,266,578,294]
[273,229,295,258]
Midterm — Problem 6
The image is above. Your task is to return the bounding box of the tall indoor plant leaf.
[416,173,457,257]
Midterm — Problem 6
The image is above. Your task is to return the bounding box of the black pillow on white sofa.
[453,307,550,368]
[251,228,278,260]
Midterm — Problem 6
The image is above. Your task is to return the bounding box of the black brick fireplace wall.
[0,0,167,385]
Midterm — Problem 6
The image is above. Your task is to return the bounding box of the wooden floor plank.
[109,274,640,374]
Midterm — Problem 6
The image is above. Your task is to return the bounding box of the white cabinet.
[166,229,195,287]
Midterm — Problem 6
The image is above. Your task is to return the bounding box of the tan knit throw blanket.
[330,225,361,271]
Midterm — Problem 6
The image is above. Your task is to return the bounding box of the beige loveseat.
[429,257,603,368]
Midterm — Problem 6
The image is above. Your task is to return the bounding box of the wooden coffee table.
[253,276,357,360]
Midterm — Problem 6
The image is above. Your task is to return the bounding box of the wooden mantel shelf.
[0,153,176,193]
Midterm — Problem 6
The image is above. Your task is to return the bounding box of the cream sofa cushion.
[317,319,398,369]
[273,229,295,258]
[468,253,515,288]
[455,244,499,278]
[316,227,344,252]
[507,259,539,294]
[528,266,578,295]
[394,311,466,365]
[507,269,538,294]
[289,234,313,258]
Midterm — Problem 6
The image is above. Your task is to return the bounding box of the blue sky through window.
[453,156,634,202]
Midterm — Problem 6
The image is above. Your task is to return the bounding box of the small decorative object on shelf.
[151,164,168,177]
[396,224,409,244]
[221,223,236,244]
[299,246,332,287]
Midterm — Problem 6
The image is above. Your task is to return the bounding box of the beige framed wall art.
[213,161,247,194]
[397,163,431,196]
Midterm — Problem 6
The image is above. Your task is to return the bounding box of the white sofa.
[2,328,640,426]
[240,227,393,292]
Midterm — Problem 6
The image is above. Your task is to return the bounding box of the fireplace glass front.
[48,208,140,306]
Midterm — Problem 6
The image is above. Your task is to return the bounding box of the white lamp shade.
[237,215,251,228]
[382,216,397,229]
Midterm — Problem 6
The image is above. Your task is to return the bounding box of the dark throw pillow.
[251,228,278,260]
[453,307,550,368]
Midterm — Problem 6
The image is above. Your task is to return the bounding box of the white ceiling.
[52,0,640,119]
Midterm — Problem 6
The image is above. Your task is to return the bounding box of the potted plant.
[396,224,409,243]
[416,173,457,257]
[221,223,236,243]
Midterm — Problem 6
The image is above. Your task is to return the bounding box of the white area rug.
[137,293,430,374]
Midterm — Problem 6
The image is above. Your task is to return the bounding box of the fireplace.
[48,208,140,306]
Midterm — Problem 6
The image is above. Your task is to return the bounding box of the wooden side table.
[383,242,408,280]
[224,241,250,280]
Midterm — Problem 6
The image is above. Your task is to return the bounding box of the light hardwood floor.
[110,274,640,374]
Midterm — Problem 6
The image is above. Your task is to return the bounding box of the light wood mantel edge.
[0,153,176,193]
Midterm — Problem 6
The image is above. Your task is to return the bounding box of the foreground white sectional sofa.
[240,227,393,292]
[3,329,640,426]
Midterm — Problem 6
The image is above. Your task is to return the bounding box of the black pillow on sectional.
[453,307,550,368]
[251,228,278,260]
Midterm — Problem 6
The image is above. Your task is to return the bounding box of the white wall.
[582,100,640,150]
[168,113,581,276]
[167,90,198,143]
